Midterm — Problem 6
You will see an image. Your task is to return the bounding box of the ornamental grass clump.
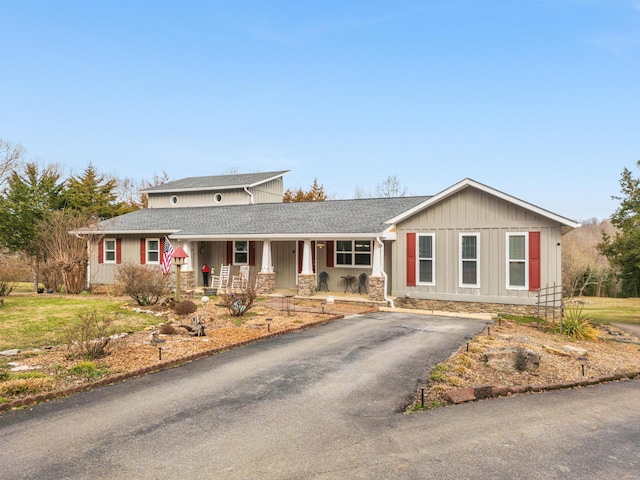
[561,305,600,342]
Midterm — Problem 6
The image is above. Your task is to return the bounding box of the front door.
[271,241,296,289]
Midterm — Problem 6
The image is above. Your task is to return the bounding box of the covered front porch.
[173,237,393,303]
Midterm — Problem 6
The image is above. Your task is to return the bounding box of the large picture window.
[336,240,371,267]
[418,234,435,285]
[459,233,479,288]
[234,240,248,265]
[507,233,527,289]
[104,239,117,263]
[146,238,160,264]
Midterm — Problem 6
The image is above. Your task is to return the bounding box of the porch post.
[256,239,275,294]
[369,238,385,301]
[371,239,383,276]
[301,240,313,274]
[298,239,316,296]
[261,240,272,273]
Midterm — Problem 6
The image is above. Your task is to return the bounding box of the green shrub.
[68,361,108,380]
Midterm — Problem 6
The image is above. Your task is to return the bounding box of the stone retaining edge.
[442,371,640,405]
[0,313,349,413]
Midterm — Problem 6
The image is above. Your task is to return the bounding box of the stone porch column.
[298,240,316,296]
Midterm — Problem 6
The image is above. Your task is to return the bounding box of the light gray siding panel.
[250,178,284,203]
[147,189,253,208]
[394,187,565,305]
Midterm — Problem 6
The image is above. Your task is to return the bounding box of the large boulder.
[484,347,540,372]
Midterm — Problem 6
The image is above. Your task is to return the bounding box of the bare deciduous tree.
[562,219,615,297]
[0,139,25,188]
[375,174,408,197]
[37,211,102,293]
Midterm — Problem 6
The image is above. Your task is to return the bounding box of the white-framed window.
[336,240,371,267]
[214,193,223,203]
[170,195,178,205]
[459,233,479,288]
[417,233,435,285]
[104,238,117,264]
[234,240,248,265]
[146,238,160,264]
[507,233,528,289]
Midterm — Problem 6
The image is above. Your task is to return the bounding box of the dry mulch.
[418,319,640,408]
[1,298,375,408]
[4,300,640,410]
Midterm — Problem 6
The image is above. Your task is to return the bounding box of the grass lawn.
[0,294,159,350]
[577,296,640,325]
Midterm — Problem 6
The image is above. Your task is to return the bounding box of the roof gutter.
[376,236,394,308]
[244,187,255,204]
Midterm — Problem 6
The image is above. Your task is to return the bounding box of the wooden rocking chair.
[211,265,231,289]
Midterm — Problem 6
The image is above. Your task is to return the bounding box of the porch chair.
[318,271,329,292]
[231,265,250,290]
[211,264,231,289]
[356,273,368,294]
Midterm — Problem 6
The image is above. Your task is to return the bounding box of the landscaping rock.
[444,387,476,404]
[562,345,588,357]
[0,349,20,357]
[484,346,540,371]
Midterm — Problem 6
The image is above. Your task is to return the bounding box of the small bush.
[63,309,116,359]
[159,324,177,335]
[222,287,257,317]
[68,361,108,380]
[115,262,171,306]
[0,377,55,397]
[174,300,197,316]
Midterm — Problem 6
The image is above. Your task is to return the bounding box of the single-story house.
[79,170,579,315]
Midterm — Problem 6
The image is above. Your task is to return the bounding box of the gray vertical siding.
[394,187,564,304]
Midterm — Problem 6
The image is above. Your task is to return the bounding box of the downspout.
[244,187,255,204]
[376,237,394,308]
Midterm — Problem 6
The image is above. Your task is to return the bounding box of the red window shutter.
[312,241,316,273]
[226,241,233,265]
[326,241,334,268]
[160,238,166,265]
[116,239,122,264]
[298,241,303,274]
[529,231,541,291]
[140,238,146,264]
[406,233,416,286]
[249,241,256,266]
[98,241,104,264]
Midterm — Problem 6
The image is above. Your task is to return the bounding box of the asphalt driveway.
[1,312,639,479]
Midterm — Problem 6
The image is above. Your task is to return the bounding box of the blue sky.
[1,0,639,221]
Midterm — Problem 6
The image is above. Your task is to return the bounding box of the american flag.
[162,237,175,276]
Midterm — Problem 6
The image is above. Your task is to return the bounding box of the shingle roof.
[140,170,289,193]
[94,196,431,238]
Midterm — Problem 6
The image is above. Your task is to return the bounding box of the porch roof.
[91,196,430,239]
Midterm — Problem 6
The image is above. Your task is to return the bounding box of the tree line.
[2,136,639,298]
[0,138,166,293]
